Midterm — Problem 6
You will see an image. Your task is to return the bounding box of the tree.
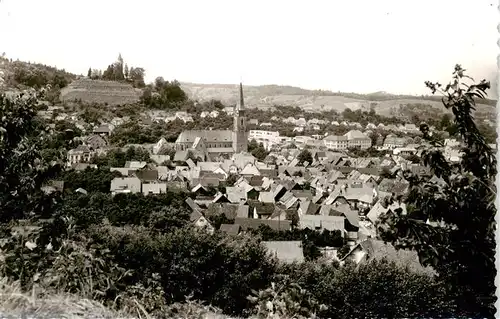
[377,65,496,317]
[297,149,313,166]
[247,139,259,153]
[87,67,91,78]
[251,143,268,161]
[129,67,145,88]
[0,92,62,222]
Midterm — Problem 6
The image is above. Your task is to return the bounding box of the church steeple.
[238,82,244,111]
[232,82,247,153]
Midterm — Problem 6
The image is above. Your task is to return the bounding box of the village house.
[67,145,94,167]
[93,124,113,136]
[323,135,348,150]
[110,176,142,196]
[248,119,259,126]
[248,130,281,150]
[383,135,407,149]
[323,130,371,150]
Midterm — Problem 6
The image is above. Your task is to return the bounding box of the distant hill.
[180,82,496,118]
[60,78,142,106]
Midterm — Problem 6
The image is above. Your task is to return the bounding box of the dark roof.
[259,168,278,178]
[219,223,240,235]
[177,130,233,143]
[135,170,158,182]
[93,125,110,133]
[248,201,275,215]
[248,175,265,187]
[74,145,91,152]
[234,217,292,231]
[185,198,202,212]
[344,239,434,275]
[192,177,220,188]
[206,203,239,219]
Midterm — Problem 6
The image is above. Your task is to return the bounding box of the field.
[60,78,142,106]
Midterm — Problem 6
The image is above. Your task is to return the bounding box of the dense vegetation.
[377,65,497,318]
[88,54,146,88]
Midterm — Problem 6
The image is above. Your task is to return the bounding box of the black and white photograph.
[0,0,498,318]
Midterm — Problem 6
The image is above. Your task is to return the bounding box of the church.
[175,83,248,159]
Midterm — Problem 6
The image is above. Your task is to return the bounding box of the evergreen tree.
[87,67,91,78]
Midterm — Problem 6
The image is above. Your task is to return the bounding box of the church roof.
[176,130,233,144]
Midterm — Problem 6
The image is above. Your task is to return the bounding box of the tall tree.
[377,65,496,317]
[116,53,124,80]
[87,67,92,78]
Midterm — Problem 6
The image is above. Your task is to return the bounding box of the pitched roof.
[173,150,189,162]
[236,205,250,218]
[185,197,202,212]
[262,241,305,263]
[135,170,158,182]
[206,203,240,219]
[240,164,261,176]
[344,130,369,140]
[190,210,204,222]
[226,186,247,203]
[344,239,433,274]
[125,161,148,169]
[299,214,345,232]
[291,190,313,200]
[248,201,275,215]
[234,217,292,231]
[93,124,111,133]
[176,130,233,143]
[259,191,275,203]
[73,145,91,153]
[219,223,241,235]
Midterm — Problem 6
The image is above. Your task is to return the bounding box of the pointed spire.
[238,82,244,111]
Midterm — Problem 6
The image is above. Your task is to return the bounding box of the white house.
[323,135,349,150]
[248,130,281,150]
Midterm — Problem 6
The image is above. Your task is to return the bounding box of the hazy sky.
[0,0,498,97]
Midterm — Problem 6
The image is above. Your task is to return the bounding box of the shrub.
[278,259,454,319]
[247,278,327,319]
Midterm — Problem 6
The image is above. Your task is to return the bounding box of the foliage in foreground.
[377,65,497,317]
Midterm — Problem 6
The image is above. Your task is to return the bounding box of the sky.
[0,0,498,97]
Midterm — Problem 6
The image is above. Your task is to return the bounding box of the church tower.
[232,82,247,153]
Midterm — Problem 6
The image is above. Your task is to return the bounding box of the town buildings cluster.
[53,84,493,265]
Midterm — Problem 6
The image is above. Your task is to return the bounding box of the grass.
[0,277,127,318]
[0,277,243,319]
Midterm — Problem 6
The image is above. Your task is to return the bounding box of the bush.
[278,259,454,318]
[85,224,277,316]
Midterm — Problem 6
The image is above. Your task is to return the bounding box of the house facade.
[67,145,93,167]
[323,135,349,150]
[248,130,280,150]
